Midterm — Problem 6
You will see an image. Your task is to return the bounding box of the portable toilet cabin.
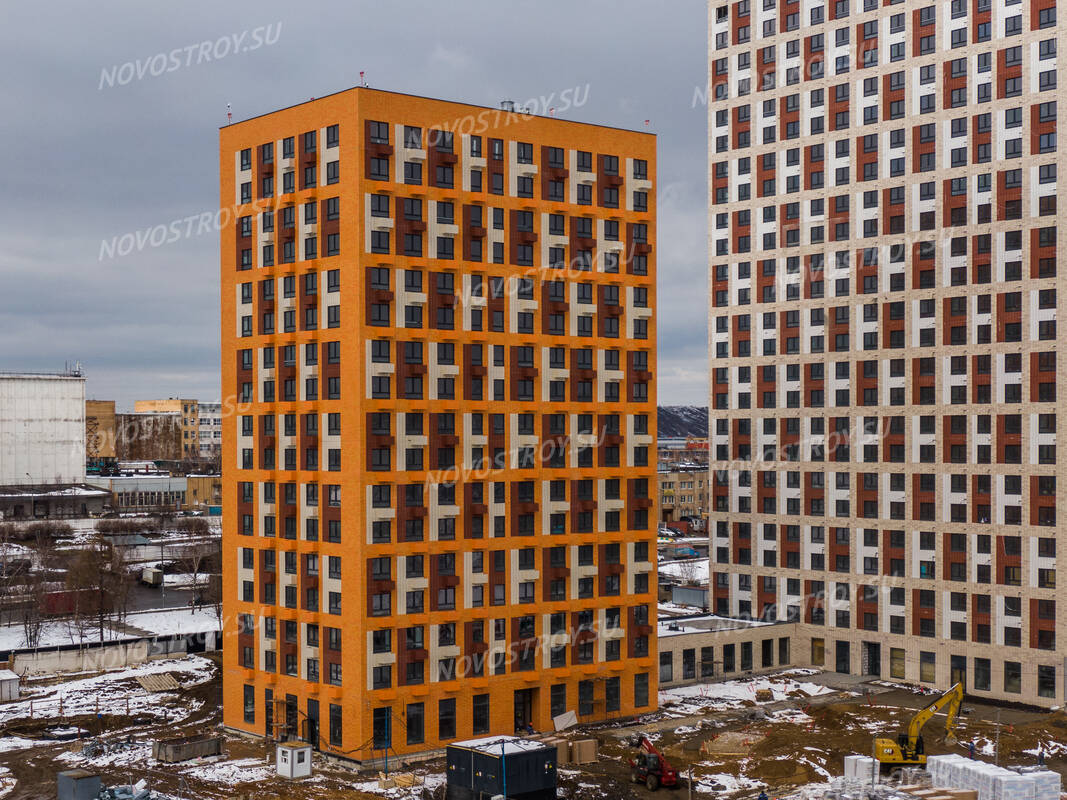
[446,736,557,800]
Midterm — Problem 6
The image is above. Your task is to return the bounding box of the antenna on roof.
[644,119,650,127]
[226,103,232,125]
[360,71,367,87]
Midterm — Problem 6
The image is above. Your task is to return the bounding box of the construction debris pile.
[926,754,1061,800]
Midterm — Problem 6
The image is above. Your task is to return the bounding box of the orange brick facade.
[220,88,657,760]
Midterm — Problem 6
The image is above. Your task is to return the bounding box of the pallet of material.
[571,739,597,765]
[136,673,181,693]
[541,737,570,765]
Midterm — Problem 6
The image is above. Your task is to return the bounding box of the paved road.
[127,582,194,612]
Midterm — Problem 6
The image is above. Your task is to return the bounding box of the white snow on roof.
[451,735,550,755]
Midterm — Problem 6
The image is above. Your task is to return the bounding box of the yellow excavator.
[874,682,964,769]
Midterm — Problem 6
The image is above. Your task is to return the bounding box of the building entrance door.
[862,642,881,676]
[513,688,535,732]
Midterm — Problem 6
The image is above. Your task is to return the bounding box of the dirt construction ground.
[1,658,1065,800]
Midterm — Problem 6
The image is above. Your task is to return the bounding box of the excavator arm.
[905,683,964,750]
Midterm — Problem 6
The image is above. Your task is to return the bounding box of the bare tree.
[106,544,136,627]
[204,538,223,630]
[677,559,699,585]
[65,538,116,644]
[20,524,60,649]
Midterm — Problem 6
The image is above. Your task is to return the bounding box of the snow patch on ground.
[658,673,835,716]
[0,765,15,798]
[57,741,155,769]
[0,736,46,753]
[181,757,275,785]
[695,771,764,795]
[350,772,446,798]
[0,655,214,726]
[121,606,220,635]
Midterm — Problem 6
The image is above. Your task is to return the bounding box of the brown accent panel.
[970,114,991,164]
[941,530,966,581]
[971,354,991,405]
[756,363,774,410]
[804,471,824,516]
[365,559,393,618]
[911,358,935,406]
[756,575,775,619]
[942,179,966,229]
[486,548,506,615]
[912,588,935,636]
[462,203,485,261]
[732,417,750,460]
[912,8,934,56]
[463,621,488,677]
[855,23,877,71]
[779,418,798,462]
[364,266,393,324]
[1029,475,1055,527]
[942,296,966,345]
[803,580,823,624]
[942,61,967,107]
[995,536,1022,586]
[828,84,849,132]
[364,412,394,472]
[995,292,1021,343]
[540,145,568,203]
[1029,227,1056,279]
[911,127,936,174]
[463,484,487,540]
[732,105,750,149]
[996,49,1022,100]
[1030,599,1056,649]
[827,306,848,353]
[971,594,990,642]
[731,314,751,357]
[881,73,904,119]
[882,530,904,577]
[1031,0,1055,29]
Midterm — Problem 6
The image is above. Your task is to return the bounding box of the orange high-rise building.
[219,87,657,761]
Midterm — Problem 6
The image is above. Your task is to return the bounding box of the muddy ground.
[1,660,1064,800]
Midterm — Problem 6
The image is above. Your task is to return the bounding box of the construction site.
[1,652,1066,799]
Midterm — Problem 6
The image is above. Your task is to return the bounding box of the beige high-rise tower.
[707,0,1064,706]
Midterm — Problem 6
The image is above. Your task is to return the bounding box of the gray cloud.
[0,0,708,409]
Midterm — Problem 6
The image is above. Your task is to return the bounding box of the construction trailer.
[446,737,557,800]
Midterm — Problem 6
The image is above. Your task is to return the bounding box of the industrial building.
[219,87,657,760]
[0,371,107,519]
[707,0,1064,705]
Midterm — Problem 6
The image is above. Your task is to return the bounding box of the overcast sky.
[0,0,708,411]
